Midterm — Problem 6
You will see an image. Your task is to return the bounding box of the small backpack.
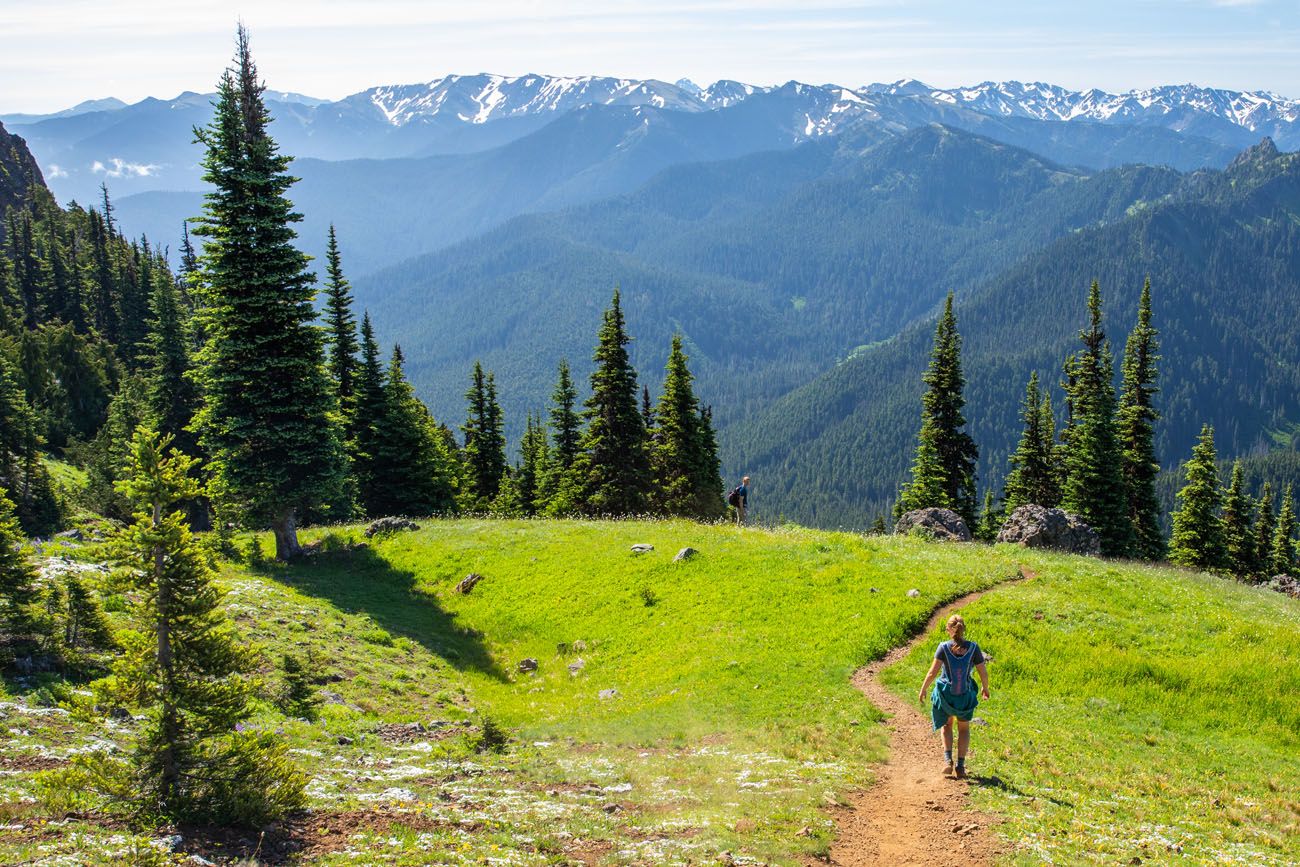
[727,486,742,507]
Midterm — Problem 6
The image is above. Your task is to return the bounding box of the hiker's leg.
[956,720,970,760]
[941,717,954,754]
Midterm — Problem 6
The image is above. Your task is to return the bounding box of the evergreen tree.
[1220,461,1256,578]
[897,293,978,524]
[0,490,40,646]
[1254,483,1277,577]
[1061,282,1133,557]
[190,28,348,559]
[144,260,199,456]
[321,225,359,433]
[548,359,581,470]
[1271,486,1297,576]
[538,359,581,510]
[1169,424,1226,572]
[351,313,386,511]
[695,404,726,520]
[1003,372,1059,510]
[365,346,456,517]
[641,384,655,431]
[112,428,303,821]
[517,412,548,515]
[1117,279,1163,560]
[569,290,652,515]
[651,335,724,519]
[976,490,1001,542]
[0,355,58,534]
[461,362,506,508]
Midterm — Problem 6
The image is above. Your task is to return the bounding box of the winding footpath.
[825,566,1034,866]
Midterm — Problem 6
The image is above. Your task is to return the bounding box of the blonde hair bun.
[946,614,967,642]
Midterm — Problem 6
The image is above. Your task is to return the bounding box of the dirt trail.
[824,566,1034,866]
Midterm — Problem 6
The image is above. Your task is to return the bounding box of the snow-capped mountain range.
[342,73,1300,136]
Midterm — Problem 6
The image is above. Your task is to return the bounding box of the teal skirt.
[930,679,979,730]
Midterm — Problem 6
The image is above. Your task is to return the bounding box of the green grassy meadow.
[1,519,1296,864]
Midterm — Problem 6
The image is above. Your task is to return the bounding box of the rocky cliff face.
[0,121,45,231]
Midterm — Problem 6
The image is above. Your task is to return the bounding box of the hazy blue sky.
[3,0,1298,112]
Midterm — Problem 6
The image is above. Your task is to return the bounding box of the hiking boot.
[954,764,967,779]
[944,760,954,777]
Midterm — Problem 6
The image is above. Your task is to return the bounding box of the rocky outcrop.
[1265,574,1299,599]
[996,505,1099,555]
[894,508,972,542]
[0,122,45,237]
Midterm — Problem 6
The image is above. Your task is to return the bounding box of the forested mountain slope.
[355,125,1182,447]
[729,138,1300,526]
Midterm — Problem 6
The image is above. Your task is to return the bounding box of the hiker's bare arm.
[976,662,990,699]
[918,658,943,703]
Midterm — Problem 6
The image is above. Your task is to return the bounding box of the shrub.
[477,716,509,753]
[279,652,320,720]
[639,586,659,607]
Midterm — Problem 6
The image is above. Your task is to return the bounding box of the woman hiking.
[917,613,990,778]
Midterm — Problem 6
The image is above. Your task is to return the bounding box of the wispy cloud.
[91,158,162,178]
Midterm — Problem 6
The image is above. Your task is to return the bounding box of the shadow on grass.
[971,774,1074,808]
[255,543,507,682]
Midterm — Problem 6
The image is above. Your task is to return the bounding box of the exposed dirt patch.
[373,721,467,743]
[182,809,474,863]
[0,754,69,771]
[822,566,1035,866]
[564,838,616,865]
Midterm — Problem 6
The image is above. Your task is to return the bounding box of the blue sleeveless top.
[935,640,984,696]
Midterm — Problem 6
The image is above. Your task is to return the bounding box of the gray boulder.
[673,547,698,562]
[997,505,1100,555]
[895,508,972,542]
[518,658,538,673]
[364,517,420,538]
[630,544,654,554]
[455,573,484,594]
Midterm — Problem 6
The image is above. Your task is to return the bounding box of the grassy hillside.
[3,520,1296,864]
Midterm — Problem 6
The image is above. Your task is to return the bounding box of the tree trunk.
[271,508,302,560]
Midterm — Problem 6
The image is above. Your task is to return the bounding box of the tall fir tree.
[351,313,387,515]
[897,292,978,525]
[364,346,456,517]
[1220,461,1256,578]
[548,359,581,471]
[190,27,348,558]
[1003,371,1059,510]
[111,428,303,821]
[1061,282,1133,557]
[1271,486,1297,576]
[1117,279,1163,560]
[650,335,724,519]
[1168,424,1226,572]
[460,362,507,508]
[144,258,199,456]
[1254,483,1277,577]
[569,290,652,515]
[321,225,360,434]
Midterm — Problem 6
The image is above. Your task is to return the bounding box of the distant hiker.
[727,476,750,525]
[917,613,990,778]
